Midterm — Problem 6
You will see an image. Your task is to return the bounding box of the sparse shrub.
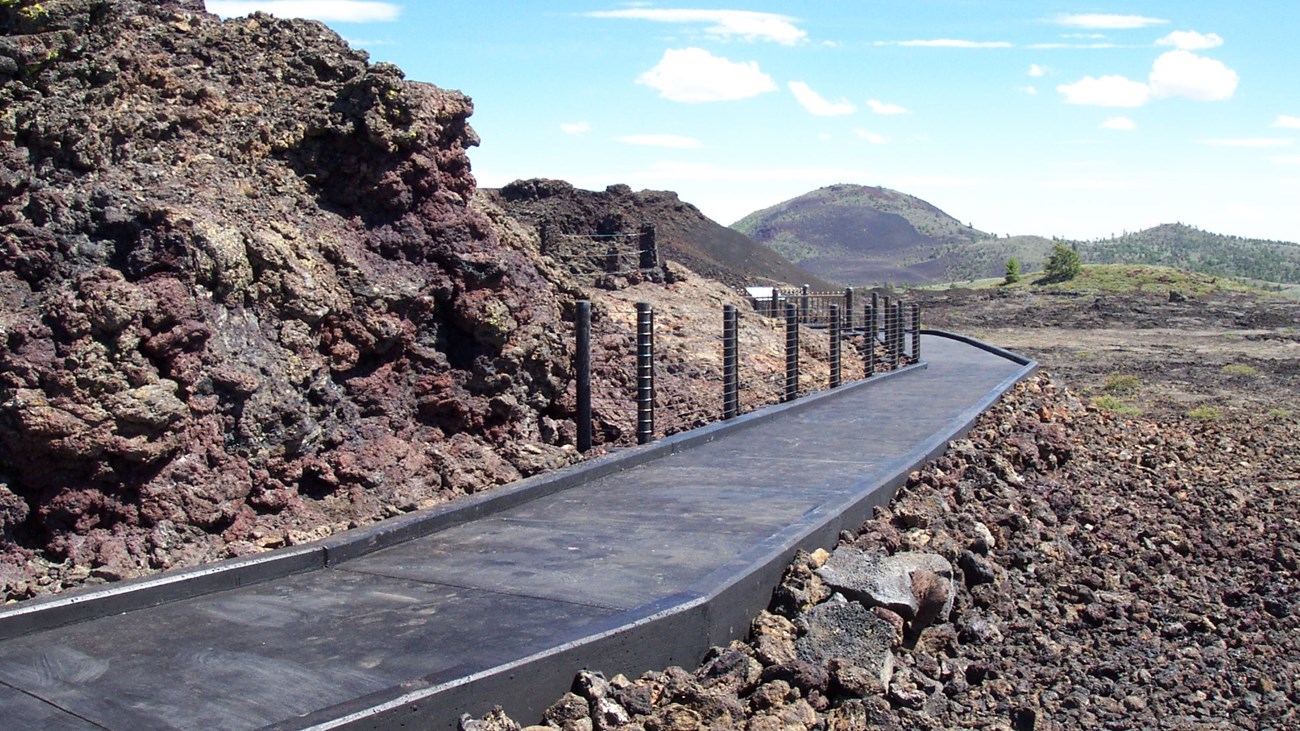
[1004,258,1022,285]
[1042,243,1082,283]
[1101,373,1140,395]
[1188,405,1222,421]
[1092,395,1140,414]
[1220,363,1259,378]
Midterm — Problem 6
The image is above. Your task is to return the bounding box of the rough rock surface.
[0,0,584,598]
[468,371,1300,730]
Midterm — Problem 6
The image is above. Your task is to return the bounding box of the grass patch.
[1267,408,1292,420]
[1101,373,1140,395]
[1092,395,1141,414]
[1220,363,1260,378]
[1188,405,1223,421]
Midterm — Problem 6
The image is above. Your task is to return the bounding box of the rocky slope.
[485,179,833,291]
[0,0,590,598]
[468,372,1300,730]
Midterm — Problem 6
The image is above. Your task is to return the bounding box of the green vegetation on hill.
[1074,223,1300,284]
[956,264,1268,297]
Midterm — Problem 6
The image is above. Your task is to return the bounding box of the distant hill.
[1075,224,1300,284]
[485,179,833,289]
[732,185,1300,287]
[731,184,1003,286]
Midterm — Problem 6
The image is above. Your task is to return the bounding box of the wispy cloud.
[585,9,806,45]
[1272,115,1300,129]
[1055,13,1167,30]
[206,1,401,22]
[1028,42,1120,50]
[789,81,855,116]
[560,122,591,135]
[637,48,777,103]
[615,134,704,149]
[1101,117,1137,131]
[878,39,1013,49]
[866,99,909,115]
[1201,138,1295,148]
[1156,30,1224,51]
[1028,64,1049,78]
[853,129,889,144]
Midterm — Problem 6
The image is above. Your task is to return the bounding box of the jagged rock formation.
[0,0,581,597]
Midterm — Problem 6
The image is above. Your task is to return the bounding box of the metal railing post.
[911,304,921,362]
[864,303,875,377]
[843,288,854,329]
[829,304,841,389]
[784,302,799,402]
[800,284,810,324]
[770,287,779,318]
[892,301,903,370]
[636,302,655,444]
[723,305,739,420]
[576,300,592,452]
[638,223,658,269]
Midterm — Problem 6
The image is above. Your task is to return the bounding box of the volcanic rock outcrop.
[0,0,579,597]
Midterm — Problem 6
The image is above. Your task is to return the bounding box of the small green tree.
[1042,243,1082,282]
[1004,257,1022,285]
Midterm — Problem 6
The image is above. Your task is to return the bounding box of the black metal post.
[892,302,904,370]
[784,302,799,402]
[638,223,658,269]
[723,304,739,420]
[770,287,779,318]
[912,304,922,361]
[576,300,592,452]
[800,284,810,324]
[843,288,854,329]
[829,304,841,389]
[636,302,654,445]
[864,303,875,377]
[605,241,620,274]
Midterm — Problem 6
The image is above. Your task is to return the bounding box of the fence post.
[864,303,875,377]
[784,302,799,403]
[800,285,810,324]
[770,287,779,318]
[539,222,550,257]
[576,300,592,452]
[638,223,658,270]
[892,301,903,370]
[829,304,841,389]
[911,304,922,361]
[723,304,739,420]
[843,288,854,329]
[605,241,620,274]
[636,302,655,445]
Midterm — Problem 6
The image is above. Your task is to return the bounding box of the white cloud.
[1201,138,1295,148]
[1029,43,1120,50]
[1156,30,1224,50]
[853,129,889,144]
[1058,75,1151,107]
[883,39,1013,48]
[1101,117,1137,131]
[206,1,400,22]
[1028,64,1048,77]
[789,81,856,116]
[1055,13,1167,30]
[615,134,704,149]
[585,9,806,45]
[1148,50,1238,101]
[637,48,777,103]
[560,122,591,135]
[867,99,910,115]
[1019,85,1040,95]
[1274,115,1300,129]
[1059,50,1238,106]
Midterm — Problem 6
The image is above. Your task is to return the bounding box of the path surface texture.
[0,333,1033,731]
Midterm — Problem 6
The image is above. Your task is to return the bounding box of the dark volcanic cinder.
[0,0,581,598]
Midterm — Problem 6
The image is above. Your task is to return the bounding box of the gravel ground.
[466,341,1299,730]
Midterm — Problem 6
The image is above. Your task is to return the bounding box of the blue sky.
[206,2,1300,243]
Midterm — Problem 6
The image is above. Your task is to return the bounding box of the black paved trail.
[0,334,1033,731]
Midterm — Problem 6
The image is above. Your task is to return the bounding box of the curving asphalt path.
[0,333,1034,731]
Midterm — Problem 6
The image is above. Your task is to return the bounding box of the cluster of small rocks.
[467,372,1299,730]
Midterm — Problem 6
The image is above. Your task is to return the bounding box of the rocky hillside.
[731,184,991,286]
[484,179,833,290]
[0,0,597,597]
[1077,223,1300,285]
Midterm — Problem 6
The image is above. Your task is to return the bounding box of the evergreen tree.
[1004,257,1022,284]
[1043,243,1082,282]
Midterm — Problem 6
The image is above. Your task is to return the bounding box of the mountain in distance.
[733,184,1300,286]
[485,179,834,289]
[731,184,1005,286]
